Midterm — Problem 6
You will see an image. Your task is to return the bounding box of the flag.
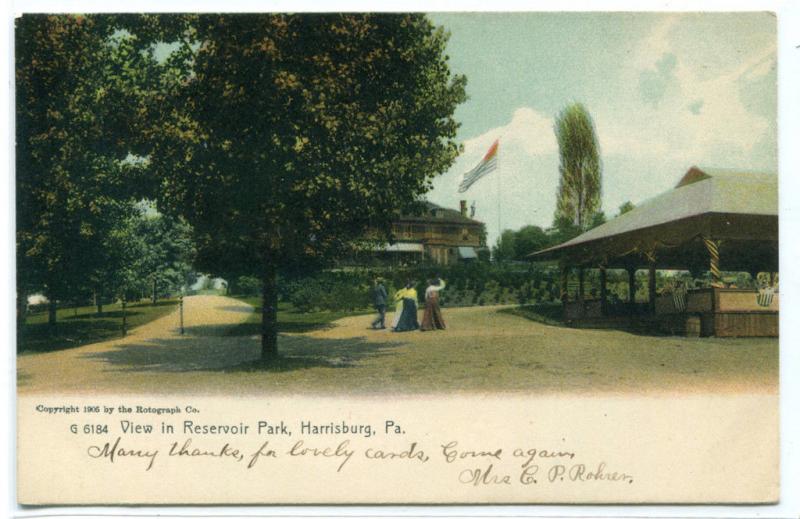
[458,140,499,193]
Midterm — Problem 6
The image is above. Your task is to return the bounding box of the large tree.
[151,14,466,359]
[15,15,157,326]
[553,102,602,232]
[16,14,192,328]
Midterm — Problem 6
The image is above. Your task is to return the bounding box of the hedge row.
[231,264,562,313]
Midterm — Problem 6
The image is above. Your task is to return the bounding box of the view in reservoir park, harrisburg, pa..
[13,11,783,507]
[16,12,777,397]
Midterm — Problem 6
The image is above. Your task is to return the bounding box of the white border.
[3,1,798,518]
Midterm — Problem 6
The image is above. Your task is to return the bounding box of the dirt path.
[17,295,778,396]
[17,295,256,394]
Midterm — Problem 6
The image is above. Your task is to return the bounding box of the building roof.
[399,201,484,226]
[533,166,778,270]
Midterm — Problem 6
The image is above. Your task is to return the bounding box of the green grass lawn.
[18,299,179,354]
[226,297,373,336]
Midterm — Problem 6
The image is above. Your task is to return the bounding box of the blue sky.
[425,12,777,247]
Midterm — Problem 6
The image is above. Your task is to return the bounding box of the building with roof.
[373,201,487,265]
[532,166,778,337]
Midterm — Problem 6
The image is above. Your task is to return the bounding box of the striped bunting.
[702,237,721,284]
[458,140,499,193]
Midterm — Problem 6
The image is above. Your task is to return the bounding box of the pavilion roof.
[532,166,778,270]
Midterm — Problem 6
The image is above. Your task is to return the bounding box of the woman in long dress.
[420,278,446,331]
[392,282,419,332]
[390,286,405,329]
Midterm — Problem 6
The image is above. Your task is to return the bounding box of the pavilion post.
[559,265,569,303]
[702,237,722,287]
[578,267,585,304]
[647,257,657,314]
[599,263,608,316]
[627,267,636,306]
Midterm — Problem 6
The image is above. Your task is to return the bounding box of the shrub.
[234,275,262,297]
[289,283,323,313]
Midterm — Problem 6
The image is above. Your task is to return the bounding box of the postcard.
[14,10,780,506]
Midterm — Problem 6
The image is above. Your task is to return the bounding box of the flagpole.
[496,147,501,245]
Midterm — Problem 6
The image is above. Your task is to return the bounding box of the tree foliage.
[16,14,195,325]
[16,15,160,324]
[553,102,602,231]
[493,225,554,262]
[618,200,635,215]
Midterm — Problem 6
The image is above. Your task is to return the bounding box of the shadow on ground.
[219,321,337,336]
[79,330,405,374]
[218,306,255,314]
[19,320,123,354]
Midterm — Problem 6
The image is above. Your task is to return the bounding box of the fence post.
[180,294,184,335]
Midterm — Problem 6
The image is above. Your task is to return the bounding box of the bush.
[289,282,323,313]
[234,275,262,297]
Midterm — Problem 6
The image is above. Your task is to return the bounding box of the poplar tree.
[553,103,602,232]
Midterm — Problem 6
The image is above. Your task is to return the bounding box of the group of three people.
[371,278,446,332]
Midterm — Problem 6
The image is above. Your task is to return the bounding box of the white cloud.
[428,107,560,247]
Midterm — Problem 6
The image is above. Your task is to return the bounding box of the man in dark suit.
[371,278,388,329]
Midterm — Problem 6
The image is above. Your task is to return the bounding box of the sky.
[424,12,777,248]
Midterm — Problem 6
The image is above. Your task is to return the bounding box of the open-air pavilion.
[532,166,778,337]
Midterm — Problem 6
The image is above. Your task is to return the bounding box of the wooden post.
[560,265,569,302]
[578,267,585,304]
[627,267,636,305]
[648,261,657,314]
[703,237,722,287]
[179,294,184,335]
[599,264,608,316]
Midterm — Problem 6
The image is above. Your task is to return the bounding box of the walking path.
[17,295,255,394]
[17,295,778,396]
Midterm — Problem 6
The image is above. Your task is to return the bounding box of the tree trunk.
[121,296,127,337]
[151,277,158,305]
[94,289,103,315]
[261,265,279,359]
[47,299,57,327]
[17,288,28,329]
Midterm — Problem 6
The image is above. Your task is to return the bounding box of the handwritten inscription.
[84,436,633,487]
